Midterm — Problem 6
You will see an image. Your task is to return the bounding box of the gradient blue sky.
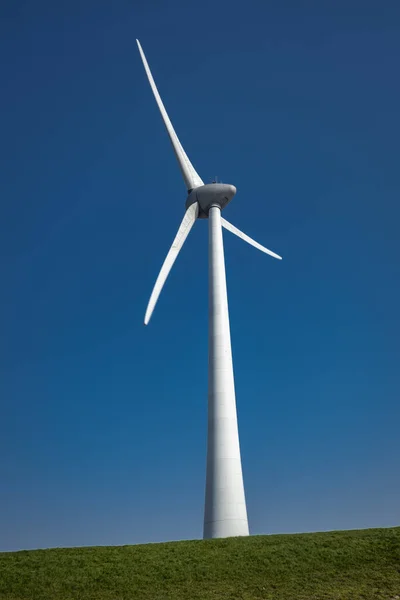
[1,0,399,552]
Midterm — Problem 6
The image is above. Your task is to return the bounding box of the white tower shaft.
[204,206,249,539]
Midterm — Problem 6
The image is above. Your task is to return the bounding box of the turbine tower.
[137,40,282,539]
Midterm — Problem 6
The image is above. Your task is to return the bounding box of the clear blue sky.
[1,0,399,552]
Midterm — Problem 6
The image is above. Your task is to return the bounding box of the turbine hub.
[186,183,236,218]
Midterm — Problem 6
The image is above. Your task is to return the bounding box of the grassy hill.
[0,527,399,599]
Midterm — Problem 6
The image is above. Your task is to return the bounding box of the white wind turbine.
[137,40,282,539]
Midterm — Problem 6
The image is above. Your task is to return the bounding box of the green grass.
[0,527,399,599]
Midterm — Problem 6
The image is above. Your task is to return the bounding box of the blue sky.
[1,0,399,551]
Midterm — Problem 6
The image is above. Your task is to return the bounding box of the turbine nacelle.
[186,183,237,218]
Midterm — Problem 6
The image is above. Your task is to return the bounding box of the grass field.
[0,527,399,599]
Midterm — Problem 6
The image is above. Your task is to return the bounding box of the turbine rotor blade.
[136,40,203,192]
[221,217,282,260]
[144,202,199,325]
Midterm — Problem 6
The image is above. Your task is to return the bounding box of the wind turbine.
[137,40,282,539]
